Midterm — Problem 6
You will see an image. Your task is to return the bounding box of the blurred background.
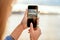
[3,0,60,40]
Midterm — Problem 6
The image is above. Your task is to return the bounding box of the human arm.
[10,10,27,40]
[0,0,13,40]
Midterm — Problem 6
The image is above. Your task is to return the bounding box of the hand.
[20,10,27,30]
[29,23,41,40]
[11,10,28,40]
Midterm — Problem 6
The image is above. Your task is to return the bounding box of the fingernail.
[31,23,32,25]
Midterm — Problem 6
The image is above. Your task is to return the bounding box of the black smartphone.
[27,5,38,28]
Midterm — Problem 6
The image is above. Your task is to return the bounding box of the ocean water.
[4,13,60,40]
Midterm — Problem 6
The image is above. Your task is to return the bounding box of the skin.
[11,10,41,40]
[0,0,41,40]
[11,10,28,40]
[0,0,13,40]
[29,23,41,40]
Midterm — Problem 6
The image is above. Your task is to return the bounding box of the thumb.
[24,9,28,17]
[30,23,33,31]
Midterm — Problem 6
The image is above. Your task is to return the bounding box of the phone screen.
[27,5,38,28]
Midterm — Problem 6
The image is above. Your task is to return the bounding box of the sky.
[16,0,60,6]
[38,0,60,6]
[12,0,60,13]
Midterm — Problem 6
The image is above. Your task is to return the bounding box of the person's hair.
[0,0,12,40]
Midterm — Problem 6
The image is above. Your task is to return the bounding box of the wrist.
[20,23,27,30]
[31,39,37,40]
[11,24,24,40]
[31,38,38,40]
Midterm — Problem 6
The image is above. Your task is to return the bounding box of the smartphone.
[27,5,38,28]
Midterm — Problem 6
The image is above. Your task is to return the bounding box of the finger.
[30,23,33,31]
[28,29,30,31]
[22,10,28,23]
[35,27,40,31]
[37,18,39,25]
[28,31,30,33]
[36,27,41,34]
[24,9,28,17]
[38,27,42,35]
[34,28,37,30]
